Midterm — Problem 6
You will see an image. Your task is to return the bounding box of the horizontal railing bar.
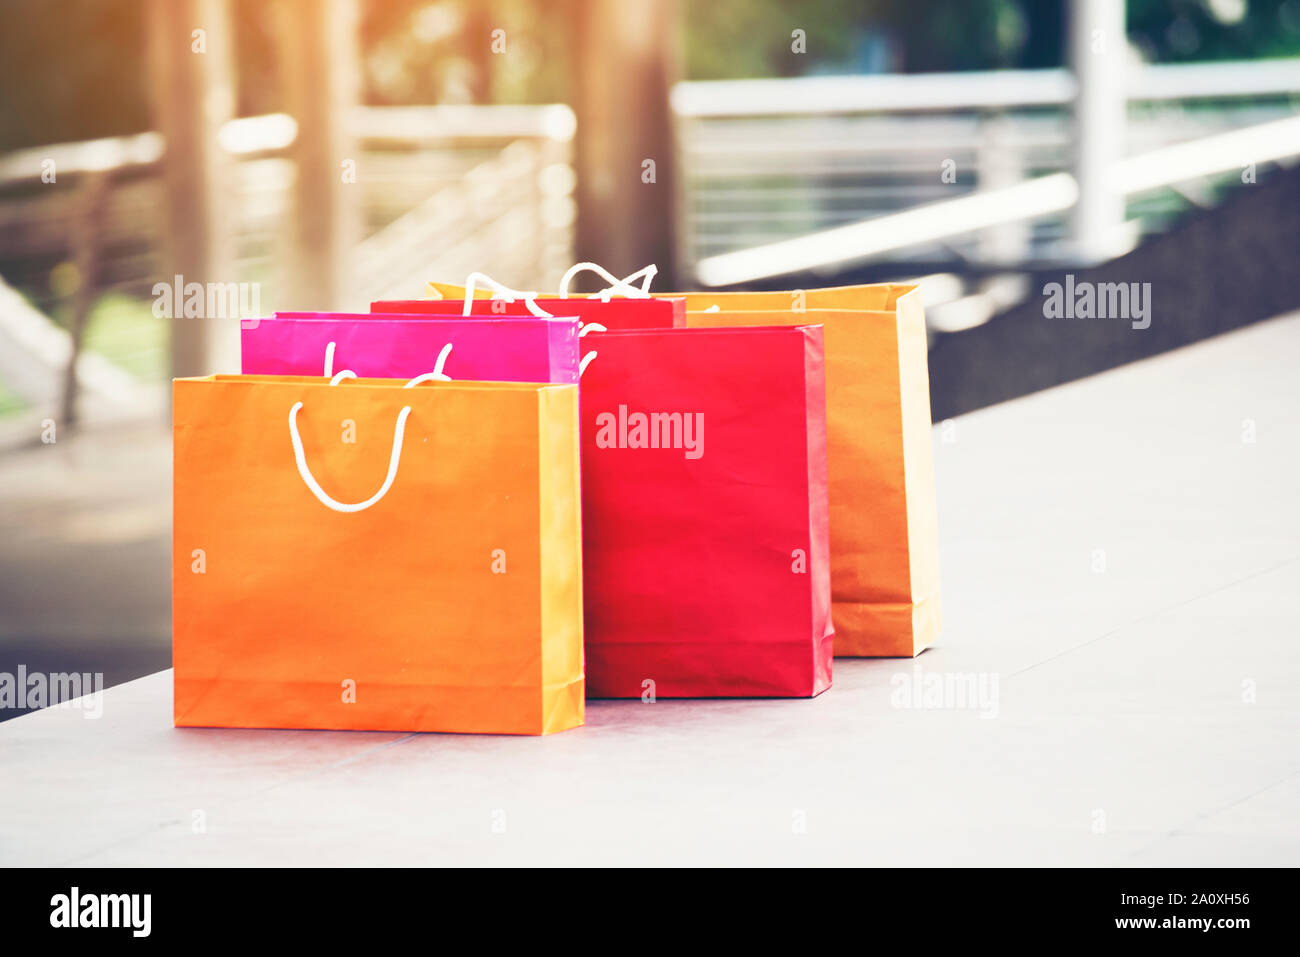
[673,59,1300,117]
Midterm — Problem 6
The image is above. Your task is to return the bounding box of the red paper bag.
[371,297,684,330]
[580,325,832,698]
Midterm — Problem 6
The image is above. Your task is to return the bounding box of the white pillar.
[1069,0,1127,263]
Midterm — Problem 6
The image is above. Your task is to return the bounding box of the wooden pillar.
[572,0,680,291]
[60,172,108,427]
[466,2,495,104]
[279,0,362,310]
[147,0,236,377]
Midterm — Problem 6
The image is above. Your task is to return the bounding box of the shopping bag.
[579,325,832,698]
[245,314,582,383]
[374,295,684,330]
[662,284,941,658]
[172,374,583,734]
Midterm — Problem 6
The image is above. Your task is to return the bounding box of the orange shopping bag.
[667,284,940,658]
[172,374,583,734]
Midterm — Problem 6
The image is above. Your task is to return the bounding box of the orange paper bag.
[668,284,940,657]
[172,374,583,734]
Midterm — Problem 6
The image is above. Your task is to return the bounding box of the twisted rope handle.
[558,262,657,301]
[461,272,553,317]
[288,346,455,512]
[289,402,412,513]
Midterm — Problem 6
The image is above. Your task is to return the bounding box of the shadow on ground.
[0,422,171,720]
[928,164,1300,420]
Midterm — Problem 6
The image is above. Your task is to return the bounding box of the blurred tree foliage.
[2,0,1299,150]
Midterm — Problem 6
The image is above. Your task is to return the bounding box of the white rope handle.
[461,272,553,317]
[324,343,453,386]
[597,263,657,299]
[555,266,648,377]
[558,262,656,300]
[403,343,454,386]
[289,402,411,513]
[288,344,455,512]
[556,263,657,376]
[576,324,601,376]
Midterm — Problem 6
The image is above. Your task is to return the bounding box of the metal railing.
[673,59,1300,281]
[694,114,1300,287]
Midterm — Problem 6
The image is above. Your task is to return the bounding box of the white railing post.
[1069,0,1128,263]
[977,113,1029,264]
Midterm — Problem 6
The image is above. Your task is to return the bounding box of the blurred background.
[1,0,1298,716]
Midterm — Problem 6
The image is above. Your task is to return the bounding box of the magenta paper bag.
[242,313,582,383]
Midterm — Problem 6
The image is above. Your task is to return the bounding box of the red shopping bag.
[580,325,832,698]
[371,297,684,330]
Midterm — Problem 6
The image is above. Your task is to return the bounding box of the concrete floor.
[1,315,1297,866]
[0,419,172,720]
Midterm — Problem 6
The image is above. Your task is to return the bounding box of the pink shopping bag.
[243,313,582,383]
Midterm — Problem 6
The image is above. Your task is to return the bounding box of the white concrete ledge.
[2,315,1297,866]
